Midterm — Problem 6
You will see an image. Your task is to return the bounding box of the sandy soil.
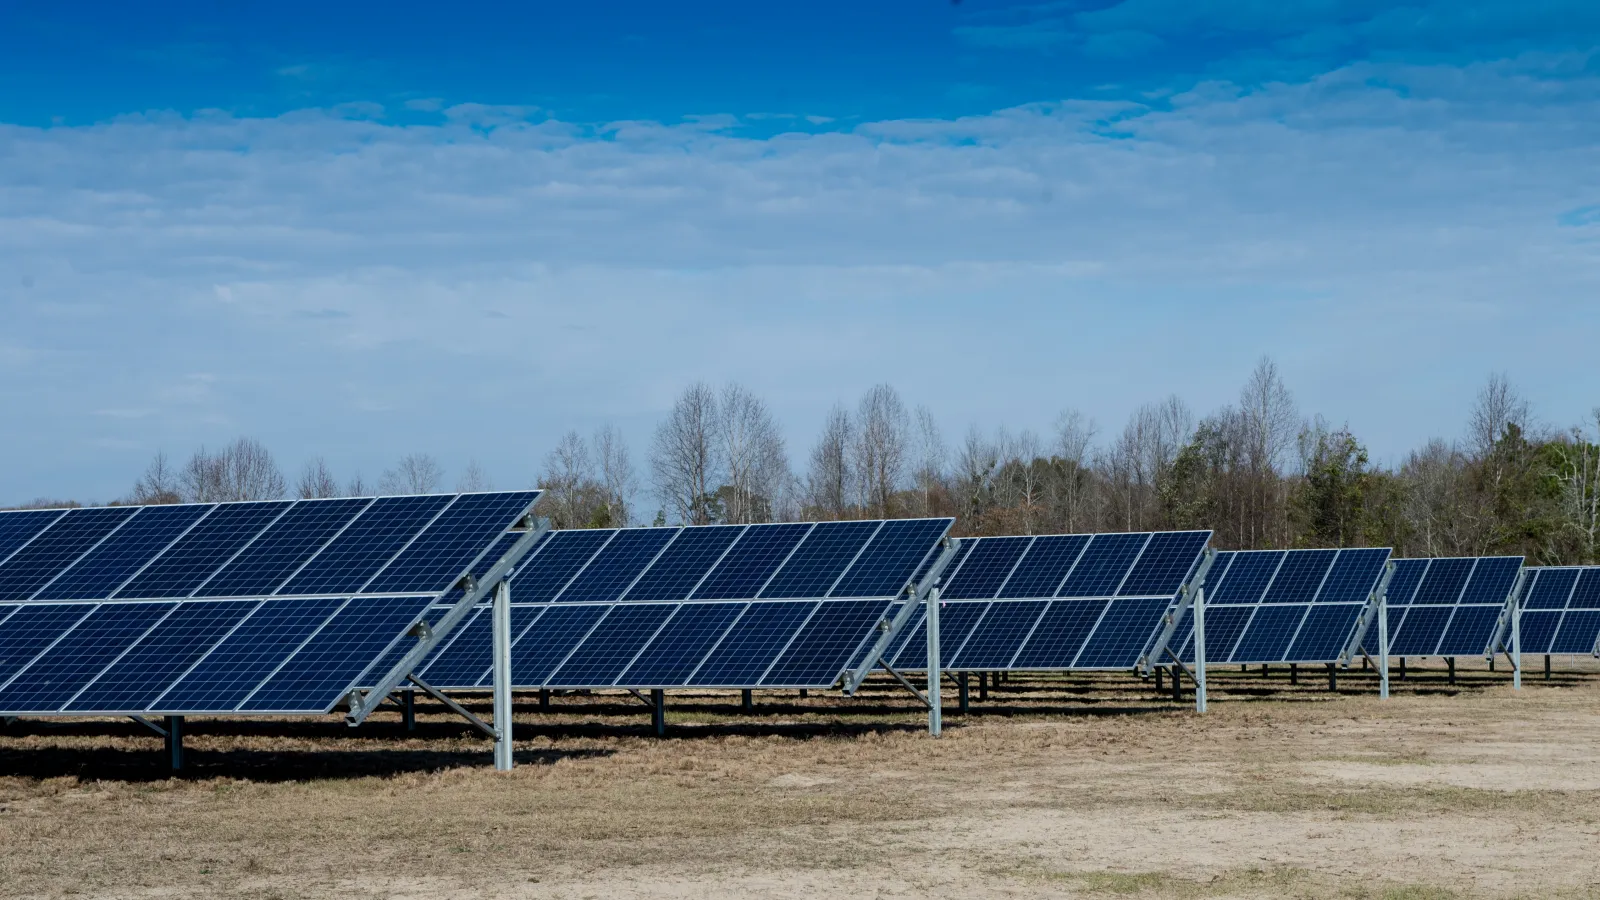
[1,656,1597,899]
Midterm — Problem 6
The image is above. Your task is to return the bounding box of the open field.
[1,658,1597,900]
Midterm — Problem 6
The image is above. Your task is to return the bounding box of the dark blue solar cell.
[760,521,882,599]
[911,533,967,589]
[0,509,69,567]
[555,528,678,603]
[949,600,1048,668]
[620,602,745,686]
[869,603,921,668]
[623,527,739,601]
[943,537,1032,600]
[1180,604,1256,665]
[831,519,952,599]
[1568,570,1600,609]
[1460,557,1522,605]
[1287,604,1363,661]
[1210,552,1282,604]
[547,603,677,687]
[1012,599,1107,668]
[509,529,615,602]
[0,507,140,602]
[364,492,539,594]
[457,604,547,688]
[1000,534,1089,598]
[1263,550,1337,604]
[1551,610,1600,654]
[1388,605,1452,656]
[889,600,990,669]
[1437,606,1502,656]
[1058,533,1150,598]
[0,602,171,712]
[1229,604,1308,663]
[1074,597,1170,668]
[414,607,494,687]
[689,601,817,686]
[1316,548,1391,604]
[1523,569,1576,609]
[194,498,370,597]
[35,505,212,601]
[1414,558,1473,605]
[482,530,537,579]
[119,501,292,599]
[277,495,452,596]
[241,596,433,711]
[509,604,608,685]
[1517,610,1561,655]
[1385,559,1429,606]
[67,600,255,711]
[1119,531,1211,597]
[155,597,343,712]
[762,599,891,686]
[692,523,812,599]
[0,603,96,685]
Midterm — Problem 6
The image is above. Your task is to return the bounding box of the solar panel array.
[863,530,1212,672]
[1511,566,1600,656]
[1168,548,1392,666]
[1374,556,1524,658]
[0,491,539,716]
[398,518,954,690]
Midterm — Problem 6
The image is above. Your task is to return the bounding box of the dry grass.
[2,656,1598,899]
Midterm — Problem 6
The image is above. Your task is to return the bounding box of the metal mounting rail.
[842,536,962,697]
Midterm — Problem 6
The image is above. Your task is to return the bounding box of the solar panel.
[401,518,954,691]
[887,530,1212,673]
[1170,547,1391,666]
[1378,556,1523,658]
[1510,566,1600,656]
[0,491,541,717]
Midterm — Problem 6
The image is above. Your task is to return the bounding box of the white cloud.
[1,55,1599,501]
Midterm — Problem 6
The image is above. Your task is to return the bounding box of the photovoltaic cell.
[692,524,811,599]
[509,604,608,685]
[35,504,211,601]
[995,535,1087,598]
[0,602,172,712]
[762,599,888,686]
[1384,559,1428,606]
[760,521,880,598]
[242,596,433,711]
[364,492,538,593]
[1119,531,1210,597]
[0,507,139,602]
[118,502,290,599]
[1262,550,1335,603]
[1553,610,1600,653]
[950,600,1047,668]
[1288,604,1361,661]
[888,600,990,670]
[277,495,452,596]
[1317,548,1391,603]
[0,603,97,685]
[1075,597,1170,667]
[0,509,69,566]
[66,601,256,712]
[1058,533,1149,597]
[1414,558,1473,604]
[1012,599,1107,668]
[1383,557,1521,657]
[547,603,676,686]
[690,601,816,686]
[1230,604,1307,663]
[619,602,745,686]
[509,529,614,602]
[554,528,677,603]
[942,537,1031,600]
[155,597,344,712]
[194,498,370,598]
[1512,567,1600,656]
[623,527,740,601]
[1211,552,1280,603]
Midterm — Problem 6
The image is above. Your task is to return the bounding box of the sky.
[2,1,1599,506]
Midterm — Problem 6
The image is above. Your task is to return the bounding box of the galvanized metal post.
[402,688,416,732]
[741,689,753,713]
[1544,654,1551,681]
[1192,586,1208,714]
[165,715,184,771]
[1326,663,1336,691]
[492,579,513,771]
[958,672,969,714]
[978,672,988,701]
[1378,590,1390,699]
[1511,591,1521,690]
[651,689,666,736]
[927,585,942,736]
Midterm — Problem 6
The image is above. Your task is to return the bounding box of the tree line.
[13,359,1598,565]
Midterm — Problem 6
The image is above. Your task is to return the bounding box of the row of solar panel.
[0,492,539,603]
[1505,566,1600,656]
[0,595,432,716]
[500,518,952,604]
[407,598,895,690]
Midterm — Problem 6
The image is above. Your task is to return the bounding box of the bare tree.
[1100,397,1192,531]
[953,426,1000,530]
[129,452,181,505]
[1053,409,1098,532]
[296,457,339,499]
[593,424,636,528]
[912,406,947,517]
[457,459,493,492]
[852,384,909,518]
[180,437,287,502]
[538,431,597,528]
[805,405,854,519]
[379,453,444,494]
[345,472,369,497]
[1468,372,1532,459]
[651,383,721,525]
[719,383,791,524]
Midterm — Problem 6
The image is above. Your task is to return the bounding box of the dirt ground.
[1,657,1597,900]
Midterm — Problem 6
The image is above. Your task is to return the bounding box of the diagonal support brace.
[408,675,496,739]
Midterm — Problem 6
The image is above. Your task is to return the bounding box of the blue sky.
[2,1,1599,505]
